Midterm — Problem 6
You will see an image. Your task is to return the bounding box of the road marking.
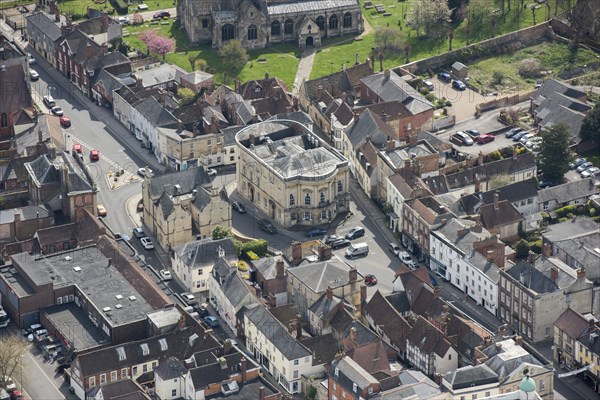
[24,351,65,399]
[69,135,120,170]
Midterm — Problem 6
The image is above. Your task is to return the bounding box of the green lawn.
[467,42,600,93]
[122,21,300,87]
[55,0,175,19]
[312,0,576,77]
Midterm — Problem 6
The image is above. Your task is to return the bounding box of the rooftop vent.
[73,266,82,272]
[128,296,137,301]
[103,307,111,312]
[115,294,123,300]
[189,333,199,347]
[115,304,123,309]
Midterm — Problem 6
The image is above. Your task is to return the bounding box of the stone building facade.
[177,0,363,49]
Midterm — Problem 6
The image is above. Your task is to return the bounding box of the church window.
[284,19,293,35]
[271,20,280,36]
[316,16,325,31]
[202,19,208,28]
[221,24,235,42]
[343,12,352,28]
[0,113,7,128]
[329,15,338,30]
[248,25,257,40]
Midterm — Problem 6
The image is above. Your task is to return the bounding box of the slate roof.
[135,64,186,88]
[532,79,586,104]
[134,96,179,128]
[578,329,600,357]
[345,108,394,149]
[146,167,208,199]
[189,352,244,389]
[364,290,411,351]
[538,178,598,205]
[267,0,359,15]
[543,217,599,242]
[86,51,129,73]
[480,200,524,230]
[252,256,289,280]
[331,356,378,395]
[87,379,151,400]
[554,308,591,339]
[464,251,501,283]
[445,153,536,189]
[360,70,433,114]
[300,333,339,366]
[0,205,52,224]
[505,261,558,294]
[483,339,543,379]
[0,57,32,115]
[538,105,587,142]
[219,272,257,311]
[220,125,244,146]
[192,188,212,211]
[153,356,187,380]
[60,29,102,64]
[406,316,453,357]
[26,12,62,41]
[443,364,498,390]
[287,258,360,293]
[433,218,491,254]
[244,306,311,360]
[76,325,219,377]
[225,91,255,124]
[303,62,372,100]
[478,179,539,205]
[308,291,343,325]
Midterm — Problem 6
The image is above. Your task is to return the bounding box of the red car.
[365,274,378,286]
[477,134,495,144]
[73,143,82,154]
[59,116,71,127]
[90,149,100,161]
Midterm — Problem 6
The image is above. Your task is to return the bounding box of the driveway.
[431,77,487,123]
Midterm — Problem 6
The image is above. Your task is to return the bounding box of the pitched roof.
[238,76,290,100]
[345,108,394,149]
[480,200,524,230]
[219,272,257,311]
[554,308,591,339]
[189,352,244,389]
[153,357,187,380]
[443,364,498,390]
[360,70,433,114]
[252,256,289,280]
[464,250,501,283]
[483,339,543,379]
[433,218,491,254]
[445,153,536,189]
[364,291,411,351]
[479,179,539,204]
[538,178,598,205]
[406,316,453,357]
[244,307,311,360]
[0,57,32,115]
[135,63,186,88]
[134,96,179,128]
[543,217,599,242]
[346,340,390,374]
[505,261,558,294]
[26,12,62,41]
[300,333,339,366]
[532,78,586,103]
[146,167,208,199]
[331,356,379,393]
[286,258,361,293]
[174,237,237,270]
[89,379,151,400]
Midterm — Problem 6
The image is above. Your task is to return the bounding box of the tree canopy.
[218,40,249,75]
[538,123,571,183]
[580,103,600,143]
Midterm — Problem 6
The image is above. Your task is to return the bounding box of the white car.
[117,16,130,24]
[140,237,154,250]
[207,168,217,176]
[581,166,600,178]
[1,376,16,392]
[399,251,418,269]
[137,167,154,177]
[29,69,39,81]
[26,53,36,65]
[180,292,197,305]
[159,269,172,280]
[51,106,64,116]
[133,227,145,238]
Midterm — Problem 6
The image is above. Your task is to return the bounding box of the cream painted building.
[158,127,225,171]
[236,120,349,228]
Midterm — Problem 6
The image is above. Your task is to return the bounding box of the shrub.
[132,13,144,25]
[518,58,542,78]
[529,240,542,254]
[237,260,249,271]
[212,226,232,240]
[177,87,196,106]
[245,251,259,261]
[109,0,128,14]
[515,239,530,259]
[554,205,578,219]
[489,150,503,161]
[241,239,268,257]
[425,93,435,103]
[590,208,597,217]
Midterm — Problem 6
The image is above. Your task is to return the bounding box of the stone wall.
[476,91,535,113]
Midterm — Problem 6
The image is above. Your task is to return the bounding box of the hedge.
[109,0,128,15]
[241,239,268,257]
[245,251,259,261]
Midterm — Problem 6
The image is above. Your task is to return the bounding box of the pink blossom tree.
[147,35,175,60]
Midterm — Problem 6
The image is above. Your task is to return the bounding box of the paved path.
[292,47,315,95]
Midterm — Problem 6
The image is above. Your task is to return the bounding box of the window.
[110,370,117,382]
[100,374,106,384]
[89,376,96,387]
[248,25,257,40]
[221,24,235,42]
[230,156,235,161]
[540,380,545,391]
[343,12,352,28]
[320,192,326,204]
[338,180,343,192]
[293,359,299,366]
[284,19,293,35]
[293,370,298,379]
[545,327,550,337]
[291,212,298,220]
[271,20,280,36]
[353,383,357,392]
[449,353,452,360]
[303,212,311,220]
[202,18,208,28]
[304,193,311,205]
[143,364,148,373]
[329,14,338,29]
[132,366,138,375]
[57,296,63,305]
[320,210,328,220]
[172,389,177,397]
[121,368,128,379]
[290,194,295,206]
[1,113,8,128]
[316,16,325,30]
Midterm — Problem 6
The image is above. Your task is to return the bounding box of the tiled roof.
[554,308,591,339]
[0,58,32,114]
[364,291,411,352]
[360,70,433,114]
[345,108,394,149]
[505,261,558,294]
[407,316,452,357]
[300,333,339,366]
[443,364,498,390]
[480,200,524,229]
[538,178,598,205]
[286,258,360,293]
[174,237,237,270]
[331,356,378,394]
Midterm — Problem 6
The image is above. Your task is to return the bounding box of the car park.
[345,226,365,240]
[231,201,246,213]
[364,274,378,286]
[181,292,197,305]
[569,158,587,169]
[90,149,100,161]
[133,227,145,238]
[207,168,217,176]
[203,316,219,328]
[137,167,154,177]
[505,127,524,138]
[29,69,39,81]
[96,204,107,217]
[388,242,401,256]
[577,161,594,173]
[258,218,277,234]
[306,227,327,237]
[51,106,64,116]
[330,238,351,250]
[59,116,71,127]
[581,166,600,178]
[465,129,480,137]
[476,134,495,144]
[159,269,172,280]
[437,72,452,82]
[345,242,369,258]
[423,80,434,91]
[140,237,154,250]
[452,80,467,90]
[451,131,474,146]
[43,95,56,108]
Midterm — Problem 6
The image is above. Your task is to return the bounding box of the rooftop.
[287,256,361,293]
[379,141,437,170]
[206,378,278,400]
[44,303,109,350]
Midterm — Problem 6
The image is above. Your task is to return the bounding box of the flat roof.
[15,247,156,326]
[44,303,109,350]
[0,265,35,297]
[207,379,278,400]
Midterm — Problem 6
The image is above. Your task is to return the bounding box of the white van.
[345,242,369,259]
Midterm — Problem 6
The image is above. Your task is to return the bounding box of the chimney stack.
[13,210,20,223]
[493,191,499,210]
[54,3,60,22]
[434,285,440,298]
[275,258,285,278]
[349,268,358,283]
[268,292,276,307]
[295,313,302,340]
[326,286,334,301]
[551,266,559,282]
[101,12,109,30]
[101,43,108,56]
[241,357,247,382]
[177,315,186,331]
[514,336,523,346]
[350,326,357,342]
[85,42,93,60]
[360,284,367,304]
[259,386,266,400]
[318,245,332,261]
[542,242,552,257]
[291,241,302,264]
[407,130,418,146]
[486,250,495,262]
[499,324,507,337]
[224,339,232,355]
[387,138,395,152]
[577,268,586,280]
[384,69,390,79]
[475,179,481,193]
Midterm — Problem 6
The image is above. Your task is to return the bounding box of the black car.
[231,201,246,213]
[345,226,365,240]
[437,72,452,82]
[505,127,524,138]
[306,227,327,237]
[258,218,277,234]
[193,305,209,318]
[331,238,351,250]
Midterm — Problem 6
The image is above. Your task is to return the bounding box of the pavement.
[292,48,315,95]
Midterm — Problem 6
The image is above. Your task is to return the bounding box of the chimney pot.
[350,326,357,341]
[349,268,358,283]
[542,242,552,257]
[493,191,500,210]
[326,287,333,301]
[275,259,285,278]
[577,268,586,280]
[551,266,559,282]
[295,313,302,340]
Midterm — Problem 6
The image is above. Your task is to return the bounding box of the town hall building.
[177,0,363,49]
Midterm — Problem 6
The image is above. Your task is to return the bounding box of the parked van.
[42,343,62,358]
[345,242,369,259]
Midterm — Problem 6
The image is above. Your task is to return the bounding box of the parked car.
[451,131,474,146]
[452,80,467,90]
[1,377,16,392]
[153,10,171,19]
[180,292,197,305]
[519,133,536,144]
[96,204,107,217]
[203,316,219,328]
[539,181,554,189]
[159,269,172,280]
[399,251,417,269]
[193,304,209,318]
[140,237,154,250]
[59,116,71,127]
[569,157,587,169]
[388,242,401,256]
[51,106,64,116]
[330,238,351,250]
[305,227,327,237]
[10,389,24,400]
[231,201,246,213]
[43,95,56,108]
[133,227,145,238]
[505,127,524,138]
[423,80,434,91]
[577,161,594,173]
[90,149,100,161]
[324,235,339,245]
[137,167,154,177]
[117,16,129,24]
[29,69,39,81]
[345,242,369,258]
[465,129,480,137]
[207,168,217,176]
[429,273,438,286]
[26,53,36,65]
[258,218,277,234]
[512,131,527,142]
[477,134,495,144]
[22,323,42,337]
[345,226,365,240]
[437,72,452,82]
[364,274,378,286]
[72,143,82,154]
[0,389,9,400]
[581,166,600,178]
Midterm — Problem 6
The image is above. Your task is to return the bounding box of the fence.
[476,90,535,114]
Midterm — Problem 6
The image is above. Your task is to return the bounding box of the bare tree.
[530,4,537,25]
[407,0,451,38]
[464,18,472,45]
[0,336,27,391]
[448,30,454,51]
[567,0,599,49]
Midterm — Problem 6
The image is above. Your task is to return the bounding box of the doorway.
[306,36,313,47]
